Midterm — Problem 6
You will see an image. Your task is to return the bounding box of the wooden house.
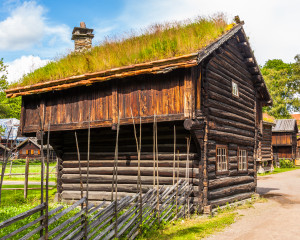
[272,119,298,161]
[15,137,56,161]
[257,121,275,173]
[5,19,272,209]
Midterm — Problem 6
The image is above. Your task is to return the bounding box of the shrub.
[279,159,295,168]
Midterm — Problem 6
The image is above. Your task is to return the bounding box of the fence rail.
[0,180,192,240]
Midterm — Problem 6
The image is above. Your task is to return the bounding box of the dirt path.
[205,169,300,240]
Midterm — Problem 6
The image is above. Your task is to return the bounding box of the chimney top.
[72,22,94,53]
[80,22,86,28]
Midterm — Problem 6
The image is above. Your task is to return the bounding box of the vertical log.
[173,125,176,185]
[114,112,120,238]
[38,110,45,238]
[9,160,12,178]
[0,128,12,205]
[24,157,29,199]
[85,110,91,239]
[44,121,50,240]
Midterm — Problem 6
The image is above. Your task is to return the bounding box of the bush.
[279,159,295,168]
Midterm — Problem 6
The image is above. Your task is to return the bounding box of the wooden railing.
[0,180,192,239]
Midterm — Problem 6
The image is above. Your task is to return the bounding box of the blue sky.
[1,0,300,82]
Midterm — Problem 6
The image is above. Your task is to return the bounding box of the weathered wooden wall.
[272,132,297,160]
[52,121,201,204]
[21,67,199,134]
[200,36,257,207]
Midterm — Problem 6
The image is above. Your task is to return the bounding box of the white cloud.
[6,55,50,83]
[119,0,300,64]
[0,1,71,51]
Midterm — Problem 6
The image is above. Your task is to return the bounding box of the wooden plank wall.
[202,36,256,207]
[272,132,297,160]
[21,68,195,133]
[52,121,200,204]
[272,133,292,146]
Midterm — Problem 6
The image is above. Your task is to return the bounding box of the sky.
[1,0,299,83]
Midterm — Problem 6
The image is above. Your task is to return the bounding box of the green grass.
[11,14,234,88]
[139,212,236,240]
[139,196,265,240]
[1,162,56,182]
[258,167,300,176]
[0,186,82,240]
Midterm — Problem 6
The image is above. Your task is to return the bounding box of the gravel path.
[205,169,300,240]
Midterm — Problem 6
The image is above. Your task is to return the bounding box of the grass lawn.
[139,198,263,240]
[1,162,56,182]
[139,212,236,240]
[258,167,300,176]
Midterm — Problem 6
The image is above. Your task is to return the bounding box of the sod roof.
[8,15,235,89]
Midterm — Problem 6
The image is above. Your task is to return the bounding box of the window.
[31,150,34,155]
[238,149,247,171]
[34,150,39,155]
[22,149,26,154]
[216,146,228,173]
[26,150,29,155]
[232,81,239,97]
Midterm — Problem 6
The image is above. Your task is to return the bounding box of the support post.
[24,157,29,199]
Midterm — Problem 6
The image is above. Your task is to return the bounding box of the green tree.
[0,58,21,119]
[262,56,300,119]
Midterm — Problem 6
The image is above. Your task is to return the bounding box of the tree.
[261,56,300,119]
[0,58,21,119]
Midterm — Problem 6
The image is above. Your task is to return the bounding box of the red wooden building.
[5,19,272,209]
[15,138,56,161]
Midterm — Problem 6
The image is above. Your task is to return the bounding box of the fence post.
[24,157,29,199]
[9,160,13,178]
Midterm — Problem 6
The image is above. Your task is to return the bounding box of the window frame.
[232,80,239,98]
[216,145,229,175]
[238,147,248,172]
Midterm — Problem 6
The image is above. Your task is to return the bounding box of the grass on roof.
[12,14,234,88]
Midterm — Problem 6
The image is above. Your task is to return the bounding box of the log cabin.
[5,17,272,210]
[272,119,298,161]
[257,121,275,173]
[15,137,56,161]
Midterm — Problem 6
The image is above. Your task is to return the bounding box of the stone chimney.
[71,22,94,53]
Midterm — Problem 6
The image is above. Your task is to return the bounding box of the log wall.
[52,121,201,204]
[201,36,257,207]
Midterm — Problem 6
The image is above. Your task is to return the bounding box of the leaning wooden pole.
[85,110,91,239]
[155,116,160,223]
[153,114,156,188]
[176,150,180,219]
[24,157,29,199]
[173,125,176,185]
[45,120,51,239]
[138,117,142,228]
[0,128,12,205]
[74,132,83,207]
[186,137,190,219]
[114,112,120,239]
[38,111,45,238]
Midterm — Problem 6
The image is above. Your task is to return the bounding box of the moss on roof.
[11,14,234,88]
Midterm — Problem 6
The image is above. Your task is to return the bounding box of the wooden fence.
[0,179,192,239]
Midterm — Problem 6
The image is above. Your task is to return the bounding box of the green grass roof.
[11,14,234,88]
